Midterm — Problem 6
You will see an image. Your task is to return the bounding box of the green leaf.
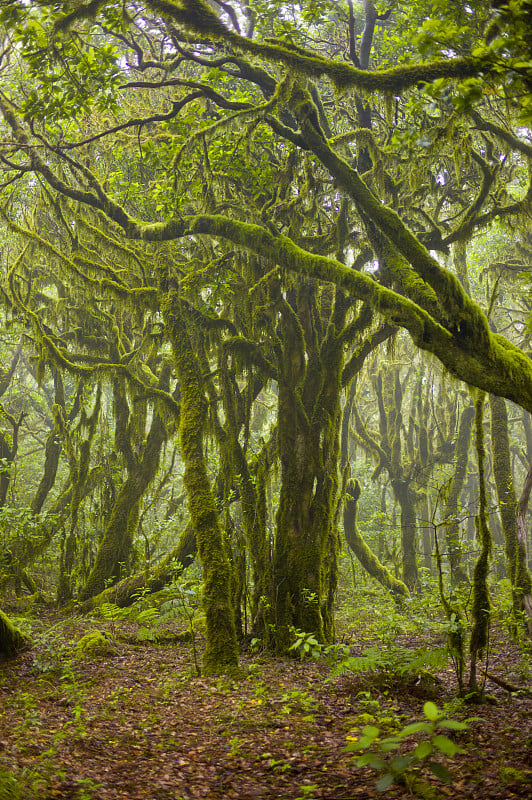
[432,734,464,756]
[376,773,395,792]
[355,752,378,766]
[423,701,440,721]
[414,740,432,759]
[438,719,468,731]
[400,721,432,736]
[358,735,377,748]
[344,741,365,752]
[136,607,159,624]
[427,761,452,783]
[361,725,380,739]
[390,754,412,773]
[380,741,400,753]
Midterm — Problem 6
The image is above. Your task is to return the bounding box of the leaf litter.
[0,612,530,800]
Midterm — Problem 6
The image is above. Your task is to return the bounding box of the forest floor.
[0,608,531,800]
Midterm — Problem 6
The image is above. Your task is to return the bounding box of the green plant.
[322,642,351,664]
[328,643,447,681]
[98,575,203,674]
[288,628,323,661]
[278,689,317,715]
[295,783,319,799]
[355,690,382,714]
[227,736,244,756]
[344,701,469,792]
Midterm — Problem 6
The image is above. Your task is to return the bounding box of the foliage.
[344,701,470,792]
[329,643,448,682]
[288,628,323,661]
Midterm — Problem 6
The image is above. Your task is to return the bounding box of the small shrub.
[344,701,471,792]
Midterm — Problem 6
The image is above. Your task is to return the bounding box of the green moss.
[489,393,532,633]
[75,630,118,659]
[0,609,31,657]
[443,404,475,585]
[499,766,532,784]
[469,392,492,693]
[161,285,238,675]
[146,0,485,93]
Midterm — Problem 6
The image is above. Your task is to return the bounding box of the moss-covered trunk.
[31,367,65,515]
[391,478,420,591]
[80,521,197,612]
[489,394,532,635]
[79,481,141,600]
[79,376,168,601]
[469,392,492,696]
[343,479,409,601]
[162,286,238,675]
[443,403,475,586]
[218,361,275,643]
[0,608,31,658]
[273,328,343,650]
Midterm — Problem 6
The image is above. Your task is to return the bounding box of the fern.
[328,644,447,681]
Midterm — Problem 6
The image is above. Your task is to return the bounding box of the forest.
[0,0,531,798]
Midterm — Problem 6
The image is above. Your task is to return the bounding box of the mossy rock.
[75,630,118,659]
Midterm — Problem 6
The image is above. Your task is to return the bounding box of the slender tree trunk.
[443,404,475,586]
[516,465,532,635]
[469,393,492,696]
[80,521,197,612]
[162,286,238,675]
[31,367,65,514]
[419,496,433,575]
[79,381,168,601]
[343,479,409,601]
[391,479,419,590]
[489,394,532,635]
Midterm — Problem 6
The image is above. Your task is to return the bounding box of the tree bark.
[516,464,532,635]
[79,374,169,601]
[442,403,475,586]
[162,285,239,675]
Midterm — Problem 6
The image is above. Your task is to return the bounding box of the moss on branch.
[146,0,485,93]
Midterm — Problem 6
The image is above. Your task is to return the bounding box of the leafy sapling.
[344,701,470,792]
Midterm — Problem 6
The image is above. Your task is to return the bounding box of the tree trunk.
[489,394,532,635]
[272,328,343,649]
[343,479,409,601]
[391,479,419,590]
[79,380,168,601]
[162,286,238,675]
[443,403,474,586]
[80,521,197,612]
[469,393,492,696]
[516,465,532,635]
[0,608,31,658]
